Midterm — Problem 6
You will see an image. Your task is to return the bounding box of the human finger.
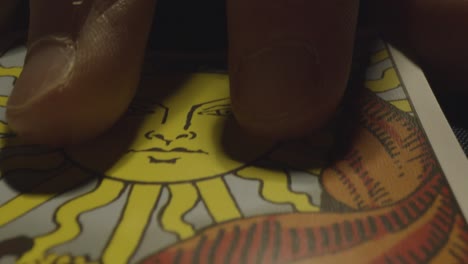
[6,0,157,145]
[227,0,360,139]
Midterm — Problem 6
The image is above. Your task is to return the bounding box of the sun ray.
[161,183,199,239]
[0,167,92,227]
[0,120,13,135]
[308,168,322,176]
[369,48,390,64]
[18,178,125,264]
[0,151,65,176]
[0,96,8,107]
[196,177,242,223]
[236,166,319,212]
[39,253,100,264]
[365,68,400,93]
[0,66,22,78]
[102,184,162,264]
[389,99,413,113]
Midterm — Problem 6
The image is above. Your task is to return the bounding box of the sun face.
[0,49,320,264]
[66,73,276,183]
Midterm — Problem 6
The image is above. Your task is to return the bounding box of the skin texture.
[0,0,467,146]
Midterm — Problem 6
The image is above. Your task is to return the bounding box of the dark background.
[6,0,468,155]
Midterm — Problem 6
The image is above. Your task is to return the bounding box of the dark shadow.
[149,0,227,54]
[435,89,468,155]
[317,28,377,212]
[0,236,33,260]
[332,25,376,159]
[0,0,28,56]
[1,69,191,194]
[220,116,279,167]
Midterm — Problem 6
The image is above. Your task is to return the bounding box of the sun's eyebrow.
[128,100,169,124]
[199,103,231,111]
[156,103,169,124]
[184,98,230,130]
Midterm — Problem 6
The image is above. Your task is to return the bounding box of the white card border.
[388,44,468,218]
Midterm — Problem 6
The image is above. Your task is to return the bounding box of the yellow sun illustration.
[0,40,412,264]
[0,61,320,264]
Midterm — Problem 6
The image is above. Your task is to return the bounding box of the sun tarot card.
[0,40,467,264]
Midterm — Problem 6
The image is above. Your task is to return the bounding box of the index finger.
[227,0,360,139]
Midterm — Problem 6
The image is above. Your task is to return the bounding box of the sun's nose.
[144,130,197,146]
[175,131,197,140]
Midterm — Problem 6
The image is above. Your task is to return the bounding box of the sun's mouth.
[129,147,208,155]
[148,156,180,164]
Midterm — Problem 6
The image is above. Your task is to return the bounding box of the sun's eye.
[198,104,232,117]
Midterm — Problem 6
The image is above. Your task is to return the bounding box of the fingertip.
[5,36,136,146]
[227,0,359,140]
[228,36,351,140]
[232,91,342,140]
[6,0,158,146]
[6,69,135,146]
[230,42,343,140]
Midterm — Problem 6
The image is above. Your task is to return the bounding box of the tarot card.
[0,40,467,264]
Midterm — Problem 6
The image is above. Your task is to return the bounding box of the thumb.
[6,0,157,145]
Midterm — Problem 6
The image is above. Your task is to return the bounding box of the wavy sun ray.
[0,96,8,107]
[103,184,162,264]
[0,167,91,227]
[41,253,100,264]
[369,48,390,64]
[0,121,14,136]
[236,166,319,212]
[161,183,199,239]
[365,68,400,93]
[0,66,22,79]
[196,177,242,222]
[18,178,125,263]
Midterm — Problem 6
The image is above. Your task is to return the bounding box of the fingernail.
[7,37,75,110]
[232,41,322,136]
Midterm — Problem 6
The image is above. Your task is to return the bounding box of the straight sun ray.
[236,166,320,212]
[161,183,198,239]
[0,167,92,227]
[389,99,413,113]
[196,177,242,223]
[18,178,125,264]
[103,184,162,264]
